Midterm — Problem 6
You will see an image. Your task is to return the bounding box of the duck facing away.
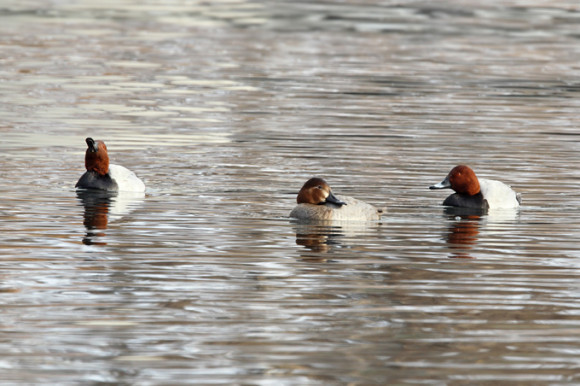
[289,177,384,221]
[75,137,146,192]
[429,165,520,209]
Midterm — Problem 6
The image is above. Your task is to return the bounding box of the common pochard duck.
[290,177,384,221]
[429,165,521,209]
[75,137,145,192]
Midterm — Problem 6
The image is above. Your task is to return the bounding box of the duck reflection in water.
[294,223,344,254]
[77,190,145,246]
[444,209,482,259]
[442,206,520,258]
[77,190,114,245]
[293,224,345,262]
[292,221,378,262]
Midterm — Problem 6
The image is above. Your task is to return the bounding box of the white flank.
[479,178,520,209]
[108,164,146,192]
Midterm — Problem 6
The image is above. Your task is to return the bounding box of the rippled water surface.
[2,0,580,384]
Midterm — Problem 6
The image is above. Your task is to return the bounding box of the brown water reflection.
[2,0,580,384]
[294,220,380,249]
[446,215,481,259]
[77,190,145,246]
[77,190,111,245]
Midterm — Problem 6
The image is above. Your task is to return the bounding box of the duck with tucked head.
[75,137,145,192]
[290,177,384,221]
[429,165,520,209]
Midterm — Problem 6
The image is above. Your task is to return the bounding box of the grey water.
[1,0,580,384]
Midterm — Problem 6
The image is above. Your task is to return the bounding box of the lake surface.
[2,0,580,384]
